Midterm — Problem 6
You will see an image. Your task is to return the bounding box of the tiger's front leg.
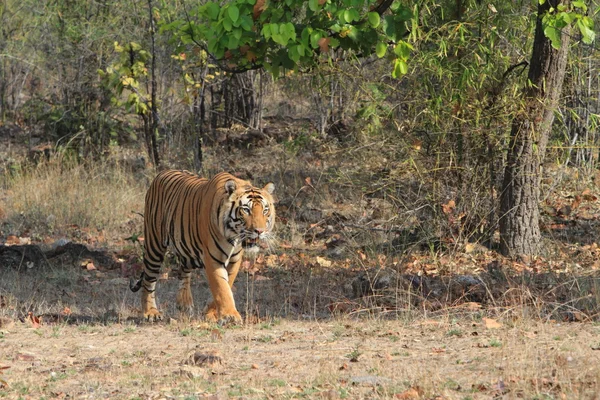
[204,259,242,325]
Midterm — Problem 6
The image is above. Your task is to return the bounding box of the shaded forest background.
[2,0,600,320]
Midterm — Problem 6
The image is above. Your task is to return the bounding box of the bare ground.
[1,260,600,400]
[2,313,600,399]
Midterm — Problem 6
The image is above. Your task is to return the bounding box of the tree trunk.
[499,1,570,258]
[146,0,160,167]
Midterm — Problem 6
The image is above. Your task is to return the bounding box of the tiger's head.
[224,179,276,254]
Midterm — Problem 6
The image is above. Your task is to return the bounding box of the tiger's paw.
[217,312,243,326]
[143,308,163,322]
[204,305,242,326]
[204,304,219,322]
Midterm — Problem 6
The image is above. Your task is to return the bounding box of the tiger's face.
[224,180,275,253]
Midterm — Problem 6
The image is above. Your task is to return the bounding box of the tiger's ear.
[263,182,275,194]
[225,180,237,195]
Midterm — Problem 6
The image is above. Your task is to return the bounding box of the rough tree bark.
[499,0,570,258]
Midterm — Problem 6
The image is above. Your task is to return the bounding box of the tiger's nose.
[254,227,265,234]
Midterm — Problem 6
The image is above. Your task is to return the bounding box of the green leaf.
[262,24,271,39]
[223,16,233,31]
[543,24,562,49]
[297,43,305,56]
[577,19,596,44]
[241,16,253,30]
[227,35,239,49]
[343,10,352,23]
[368,12,380,28]
[573,0,585,6]
[289,45,300,62]
[284,22,296,41]
[392,58,407,78]
[272,34,283,45]
[233,28,243,40]
[271,23,279,35]
[376,41,387,58]
[393,41,413,59]
[308,0,319,12]
[205,2,220,20]
[310,31,322,48]
[228,5,240,23]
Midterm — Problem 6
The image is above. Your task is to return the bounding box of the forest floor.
[2,121,600,398]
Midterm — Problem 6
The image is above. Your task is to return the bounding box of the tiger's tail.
[129,271,145,292]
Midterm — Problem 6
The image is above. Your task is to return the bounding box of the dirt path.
[1,317,599,399]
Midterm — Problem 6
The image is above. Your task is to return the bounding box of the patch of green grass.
[180,328,192,337]
[346,345,362,361]
[443,379,460,390]
[124,326,136,333]
[48,372,68,382]
[339,387,349,399]
[446,329,462,337]
[51,326,62,338]
[489,338,502,348]
[260,319,281,330]
[257,335,273,343]
[268,378,287,387]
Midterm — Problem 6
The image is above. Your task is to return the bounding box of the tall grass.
[1,159,148,240]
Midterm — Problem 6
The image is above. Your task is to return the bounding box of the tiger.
[129,170,275,325]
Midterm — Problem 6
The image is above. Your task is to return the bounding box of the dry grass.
[0,157,148,243]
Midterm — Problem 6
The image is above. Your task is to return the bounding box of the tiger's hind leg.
[176,256,194,315]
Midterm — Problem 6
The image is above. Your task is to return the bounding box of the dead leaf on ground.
[210,329,222,341]
[83,261,96,271]
[315,256,332,267]
[27,312,41,328]
[395,386,423,399]
[582,188,597,201]
[15,352,35,362]
[184,350,222,367]
[442,200,456,215]
[461,302,482,311]
[483,317,503,329]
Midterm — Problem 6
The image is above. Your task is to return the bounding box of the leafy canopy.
[161,0,414,78]
[540,0,595,49]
